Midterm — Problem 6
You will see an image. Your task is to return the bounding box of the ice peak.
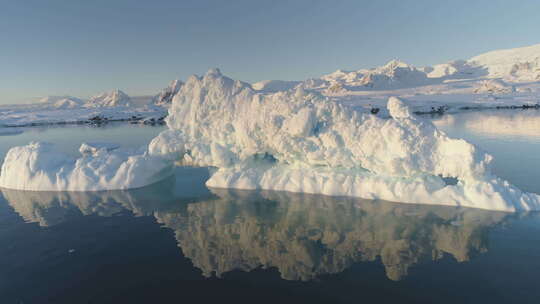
[205,68,223,78]
[468,43,540,81]
[88,89,131,107]
[382,59,411,70]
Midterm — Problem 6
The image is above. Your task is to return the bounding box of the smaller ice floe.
[473,79,516,95]
[0,142,173,191]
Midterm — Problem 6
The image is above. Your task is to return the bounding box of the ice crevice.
[2,68,540,212]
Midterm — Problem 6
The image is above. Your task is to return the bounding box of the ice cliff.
[148,69,540,212]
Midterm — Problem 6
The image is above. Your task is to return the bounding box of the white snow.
[319,60,429,90]
[468,43,540,81]
[252,80,301,93]
[0,102,166,127]
[425,60,478,79]
[147,69,540,212]
[38,96,84,105]
[473,79,515,95]
[358,60,429,89]
[0,142,173,191]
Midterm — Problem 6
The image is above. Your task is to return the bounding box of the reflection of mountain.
[1,182,512,281]
[156,189,510,281]
[434,111,540,138]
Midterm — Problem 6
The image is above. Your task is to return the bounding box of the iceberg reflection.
[1,180,516,281]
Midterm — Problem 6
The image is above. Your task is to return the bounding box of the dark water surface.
[1,112,540,303]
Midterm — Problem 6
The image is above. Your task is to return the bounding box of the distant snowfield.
[0,92,166,127]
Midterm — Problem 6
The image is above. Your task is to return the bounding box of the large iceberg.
[148,69,540,212]
[0,142,173,191]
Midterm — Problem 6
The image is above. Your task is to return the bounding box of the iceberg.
[148,69,540,212]
[0,142,173,191]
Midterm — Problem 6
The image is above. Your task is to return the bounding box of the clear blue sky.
[1,0,539,103]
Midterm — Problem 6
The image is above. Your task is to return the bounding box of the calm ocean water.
[1,111,539,303]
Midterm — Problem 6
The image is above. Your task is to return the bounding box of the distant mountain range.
[34,43,540,108]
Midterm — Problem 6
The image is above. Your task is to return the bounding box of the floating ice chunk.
[0,142,173,191]
[148,69,540,212]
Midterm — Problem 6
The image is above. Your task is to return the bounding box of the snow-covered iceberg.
[148,68,540,212]
[0,142,173,191]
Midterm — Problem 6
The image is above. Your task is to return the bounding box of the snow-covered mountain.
[39,95,83,104]
[357,60,429,89]
[252,80,301,93]
[315,43,540,91]
[318,60,429,90]
[153,80,183,105]
[424,60,480,79]
[321,69,364,83]
[38,96,85,109]
[468,43,540,82]
[87,89,131,107]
